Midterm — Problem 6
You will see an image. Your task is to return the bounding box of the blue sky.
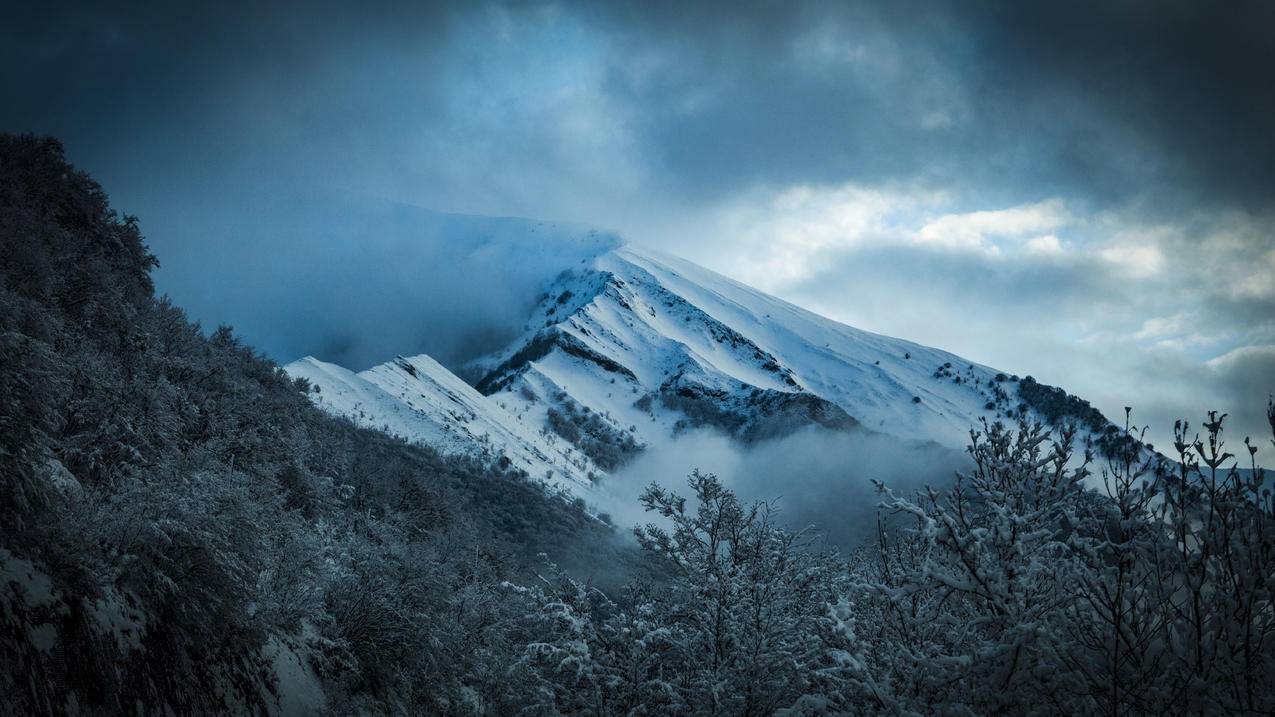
[5,0,1273,447]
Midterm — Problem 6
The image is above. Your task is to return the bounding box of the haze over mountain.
[284,207,1125,545]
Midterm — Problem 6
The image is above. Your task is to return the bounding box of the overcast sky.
[4,0,1273,448]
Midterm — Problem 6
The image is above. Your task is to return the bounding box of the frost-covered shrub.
[1016,374,1108,433]
[546,398,643,471]
[858,406,1275,715]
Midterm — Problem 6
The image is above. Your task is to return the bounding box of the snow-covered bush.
[857,407,1275,715]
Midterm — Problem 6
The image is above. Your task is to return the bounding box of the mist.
[154,192,620,370]
[593,425,969,554]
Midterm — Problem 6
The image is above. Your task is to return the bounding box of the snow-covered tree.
[517,472,868,716]
[861,419,1092,713]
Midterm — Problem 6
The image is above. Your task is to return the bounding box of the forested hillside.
[3,135,1274,715]
[0,135,626,713]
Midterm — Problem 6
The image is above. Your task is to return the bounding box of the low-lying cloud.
[155,192,618,370]
[593,426,968,554]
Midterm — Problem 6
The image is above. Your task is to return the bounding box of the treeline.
[2,135,1273,715]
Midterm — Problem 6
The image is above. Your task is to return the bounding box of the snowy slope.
[285,354,607,490]
[468,244,1015,455]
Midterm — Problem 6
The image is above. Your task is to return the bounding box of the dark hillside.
[0,135,625,714]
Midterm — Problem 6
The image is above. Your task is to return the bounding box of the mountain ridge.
[286,222,1121,499]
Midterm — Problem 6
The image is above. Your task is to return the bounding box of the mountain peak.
[466,243,1007,448]
[288,231,1118,497]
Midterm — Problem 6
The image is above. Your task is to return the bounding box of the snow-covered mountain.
[286,224,1115,497]
[466,245,1005,451]
[286,353,610,488]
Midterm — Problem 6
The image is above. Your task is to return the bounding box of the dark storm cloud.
[576,0,1275,209]
[1,2,445,140]
[968,0,1275,212]
[8,0,1273,214]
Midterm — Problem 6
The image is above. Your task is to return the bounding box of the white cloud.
[1129,314,1219,353]
[1133,313,1190,341]
[700,183,927,289]
[680,184,1079,291]
[916,198,1070,253]
[1098,242,1166,278]
[1233,248,1275,299]
[1025,234,1065,255]
[1205,343,1275,370]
